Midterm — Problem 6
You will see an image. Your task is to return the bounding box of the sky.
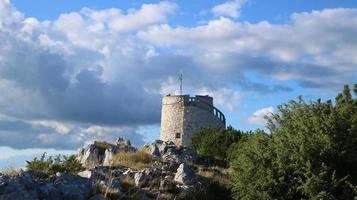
[0,0,356,168]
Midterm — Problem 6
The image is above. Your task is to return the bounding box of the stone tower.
[160,94,226,146]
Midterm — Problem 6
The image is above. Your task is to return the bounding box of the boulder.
[134,170,149,187]
[142,140,200,163]
[180,148,199,163]
[77,144,105,168]
[88,194,110,200]
[116,137,136,152]
[102,146,117,166]
[162,147,180,162]
[142,144,160,157]
[0,172,94,200]
[177,185,195,193]
[174,163,195,185]
[78,138,136,168]
[159,179,177,193]
[97,179,122,198]
[0,174,39,200]
[54,172,94,200]
[78,170,93,179]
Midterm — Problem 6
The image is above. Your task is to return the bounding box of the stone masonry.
[160,95,226,146]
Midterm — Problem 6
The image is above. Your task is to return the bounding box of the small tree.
[190,126,242,166]
[229,84,357,199]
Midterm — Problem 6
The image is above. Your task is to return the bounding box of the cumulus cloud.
[0,0,356,150]
[139,9,357,88]
[248,107,274,125]
[0,113,147,149]
[196,87,241,112]
[212,0,247,18]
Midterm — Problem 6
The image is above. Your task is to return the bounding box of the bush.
[190,126,243,167]
[26,153,83,176]
[0,166,21,176]
[229,84,357,199]
[111,150,153,169]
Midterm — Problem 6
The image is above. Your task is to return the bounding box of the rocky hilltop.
[0,138,230,200]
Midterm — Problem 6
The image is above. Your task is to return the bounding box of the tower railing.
[186,97,226,125]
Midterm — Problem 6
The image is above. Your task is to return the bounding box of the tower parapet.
[160,94,226,146]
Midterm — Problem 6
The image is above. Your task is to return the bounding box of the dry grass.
[111,150,153,169]
[0,166,21,176]
[197,166,232,189]
[94,140,113,150]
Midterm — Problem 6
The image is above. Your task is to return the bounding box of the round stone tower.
[160,94,226,146]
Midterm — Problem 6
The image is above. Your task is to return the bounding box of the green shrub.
[190,126,244,167]
[229,84,357,200]
[26,153,83,175]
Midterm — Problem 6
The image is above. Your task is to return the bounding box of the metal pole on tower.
[179,70,183,95]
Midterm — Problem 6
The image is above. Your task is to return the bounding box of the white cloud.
[197,87,241,112]
[30,120,72,135]
[0,0,356,151]
[139,8,357,88]
[212,0,247,18]
[159,76,181,96]
[248,107,274,125]
[109,1,177,32]
[0,0,22,29]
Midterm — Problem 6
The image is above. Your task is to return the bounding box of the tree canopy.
[190,126,243,166]
[229,84,357,199]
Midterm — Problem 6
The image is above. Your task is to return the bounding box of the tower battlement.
[160,94,226,146]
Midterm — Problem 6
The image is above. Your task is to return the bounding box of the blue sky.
[0,0,356,168]
[11,0,357,24]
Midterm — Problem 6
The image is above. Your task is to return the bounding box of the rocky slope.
[0,138,229,200]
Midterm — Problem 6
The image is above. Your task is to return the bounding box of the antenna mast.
[179,70,183,95]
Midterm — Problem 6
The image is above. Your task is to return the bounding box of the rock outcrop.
[0,138,219,200]
[141,140,200,163]
[0,171,94,200]
[174,163,195,185]
[77,137,136,168]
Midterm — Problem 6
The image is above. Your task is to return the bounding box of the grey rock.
[0,174,39,200]
[77,144,104,168]
[159,179,177,193]
[0,172,95,200]
[78,170,93,179]
[174,163,195,185]
[37,182,62,200]
[177,184,195,193]
[54,173,94,200]
[102,146,117,166]
[77,139,136,168]
[134,170,149,187]
[116,137,136,152]
[88,194,110,200]
[142,144,160,157]
[180,148,199,162]
[97,179,122,197]
[142,140,199,163]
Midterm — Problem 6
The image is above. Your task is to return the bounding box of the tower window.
[175,132,181,138]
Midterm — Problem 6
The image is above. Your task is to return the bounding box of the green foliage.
[26,153,83,176]
[229,84,357,200]
[190,126,243,166]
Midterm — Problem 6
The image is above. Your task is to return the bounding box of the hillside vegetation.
[191,84,357,199]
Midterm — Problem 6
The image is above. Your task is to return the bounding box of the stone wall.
[160,95,225,146]
[160,95,185,145]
